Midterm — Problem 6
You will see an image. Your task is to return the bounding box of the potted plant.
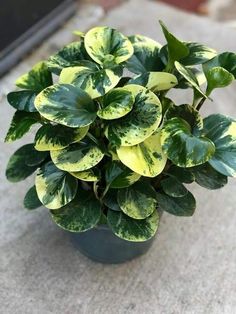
[5,22,236,263]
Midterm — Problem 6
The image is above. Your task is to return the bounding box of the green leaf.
[191,163,228,190]
[97,87,135,120]
[15,61,52,92]
[103,189,121,211]
[167,165,195,184]
[159,21,189,68]
[35,84,97,128]
[161,177,188,197]
[203,52,236,78]
[161,117,215,167]
[47,41,91,75]
[203,114,236,177]
[175,61,207,98]
[59,64,122,99]
[156,191,196,216]
[34,124,89,151]
[125,34,163,74]
[70,168,100,182]
[7,90,37,112]
[204,66,234,95]
[6,144,39,182]
[50,137,104,172]
[128,72,178,92]
[181,42,217,66]
[51,187,101,232]
[105,161,141,189]
[106,84,162,146]
[165,103,203,134]
[5,111,40,142]
[84,26,133,65]
[24,185,42,210]
[117,131,167,177]
[35,161,78,209]
[107,209,159,242]
[23,144,48,167]
[117,181,157,219]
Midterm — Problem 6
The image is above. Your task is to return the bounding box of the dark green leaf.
[203,52,236,78]
[7,90,37,112]
[24,185,42,210]
[191,163,228,190]
[181,42,217,66]
[5,111,40,142]
[156,191,196,216]
[103,189,121,211]
[107,209,159,242]
[204,67,234,95]
[161,177,188,197]
[167,165,195,184]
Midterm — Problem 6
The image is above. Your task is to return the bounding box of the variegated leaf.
[50,137,104,172]
[47,41,91,75]
[126,34,163,74]
[107,84,162,146]
[204,66,234,95]
[97,87,135,120]
[35,84,97,127]
[117,181,157,219]
[70,168,100,182]
[51,187,101,232]
[103,189,121,211]
[128,72,178,92]
[15,61,53,92]
[181,42,217,66]
[34,124,89,151]
[117,131,167,177]
[84,26,133,65]
[107,209,159,242]
[59,64,122,99]
[161,117,215,167]
[203,52,236,78]
[35,161,78,210]
[7,90,37,112]
[203,114,236,177]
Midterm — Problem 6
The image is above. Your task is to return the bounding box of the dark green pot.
[70,224,155,264]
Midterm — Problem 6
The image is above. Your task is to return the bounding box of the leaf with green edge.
[24,185,42,210]
[70,168,100,182]
[167,165,195,184]
[50,137,104,172]
[159,20,189,68]
[7,90,37,112]
[105,161,141,189]
[204,66,234,95]
[128,72,178,92]
[47,41,92,75]
[161,117,215,167]
[117,181,157,219]
[161,176,188,197]
[156,191,196,216]
[164,103,203,135]
[117,131,167,177]
[51,187,101,232]
[103,189,121,211]
[35,161,78,210]
[35,84,97,128]
[106,84,162,147]
[107,209,159,242]
[203,114,236,177]
[6,144,39,182]
[5,111,40,143]
[34,124,89,151]
[97,87,135,120]
[203,52,236,78]
[15,61,53,92]
[191,163,228,190]
[181,42,217,66]
[125,34,164,74]
[84,26,134,65]
[59,64,123,99]
[174,61,207,98]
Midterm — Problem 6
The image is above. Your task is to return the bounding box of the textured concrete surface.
[1,1,236,313]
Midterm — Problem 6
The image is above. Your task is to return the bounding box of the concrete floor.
[1,1,236,313]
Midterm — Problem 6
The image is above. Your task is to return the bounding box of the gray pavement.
[0,1,236,313]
